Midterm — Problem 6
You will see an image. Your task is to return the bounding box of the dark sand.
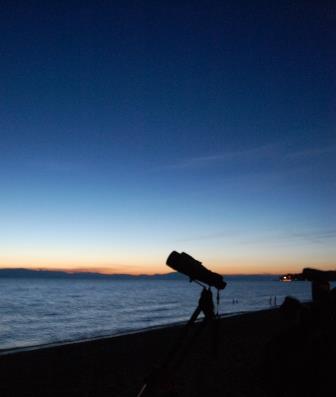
[0,308,332,397]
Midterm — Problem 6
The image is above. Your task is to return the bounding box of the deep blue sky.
[1,1,335,274]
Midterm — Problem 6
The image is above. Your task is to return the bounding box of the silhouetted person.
[289,268,333,325]
[279,296,308,325]
[329,287,336,321]
[312,279,330,303]
[309,276,331,326]
[262,297,312,396]
[271,269,336,395]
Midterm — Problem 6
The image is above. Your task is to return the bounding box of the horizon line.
[0,266,285,276]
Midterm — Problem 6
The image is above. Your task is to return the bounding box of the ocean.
[0,277,317,351]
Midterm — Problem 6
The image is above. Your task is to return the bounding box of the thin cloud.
[29,159,86,173]
[164,144,279,170]
[286,145,336,160]
[163,142,336,171]
[176,231,236,242]
[177,228,336,245]
[240,228,336,246]
[287,229,336,243]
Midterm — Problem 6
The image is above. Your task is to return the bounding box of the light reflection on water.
[0,278,322,350]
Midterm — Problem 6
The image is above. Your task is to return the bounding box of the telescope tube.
[166,251,226,290]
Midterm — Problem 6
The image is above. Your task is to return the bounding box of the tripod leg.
[173,319,206,369]
[188,305,202,326]
[136,383,147,397]
[136,299,205,396]
[211,318,220,359]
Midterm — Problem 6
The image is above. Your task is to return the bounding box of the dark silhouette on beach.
[188,288,215,325]
[135,252,226,396]
[263,268,336,396]
[1,264,335,397]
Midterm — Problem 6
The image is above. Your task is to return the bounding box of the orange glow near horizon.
[1,243,335,275]
[1,258,335,276]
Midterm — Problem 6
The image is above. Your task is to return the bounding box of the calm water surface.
[0,278,317,350]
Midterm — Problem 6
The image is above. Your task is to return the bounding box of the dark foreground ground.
[0,308,334,397]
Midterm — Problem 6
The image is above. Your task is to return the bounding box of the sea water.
[0,278,317,350]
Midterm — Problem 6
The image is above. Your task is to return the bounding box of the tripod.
[136,286,221,397]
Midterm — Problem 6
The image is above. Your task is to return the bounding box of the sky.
[0,1,335,275]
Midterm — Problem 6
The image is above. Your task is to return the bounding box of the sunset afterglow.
[1,2,335,276]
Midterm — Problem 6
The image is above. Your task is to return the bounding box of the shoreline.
[0,308,282,397]
[0,309,267,357]
[3,305,332,397]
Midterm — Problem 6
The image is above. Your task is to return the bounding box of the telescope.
[299,268,336,281]
[280,267,336,303]
[137,251,226,397]
[166,251,226,290]
[280,268,336,282]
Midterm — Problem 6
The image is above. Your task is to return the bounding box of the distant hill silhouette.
[0,268,187,280]
[0,268,278,281]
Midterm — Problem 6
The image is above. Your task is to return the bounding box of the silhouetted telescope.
[281,268,336,282]
[280,267,336,303]
[166,251,226,290]
[137,252,226,397]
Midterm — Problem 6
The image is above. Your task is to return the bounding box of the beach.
[0,308,285,397]
[1,305,334,397]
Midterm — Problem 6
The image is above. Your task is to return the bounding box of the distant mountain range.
[0,268,279,281]
[0,268,185,280]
